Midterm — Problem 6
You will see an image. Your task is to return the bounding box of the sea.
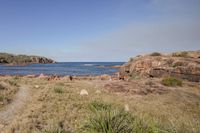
[0,62,124,76]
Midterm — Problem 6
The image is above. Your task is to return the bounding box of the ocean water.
[0,62,124,76]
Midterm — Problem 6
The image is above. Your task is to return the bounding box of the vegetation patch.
[0,78,199,132]
[129,57,134,62]
[0,84,6,90]
[172,51,188,57]
[8,80,18,86]
[84,101,165,133]
[150,52,162,56]
[0,94,4,102]
[54,87,64,94]
[42,124,66,133]
[172,61,185,67]
[130,72,140,80]
[161,77,182,87]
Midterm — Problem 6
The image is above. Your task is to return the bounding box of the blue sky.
[0,0,200,61]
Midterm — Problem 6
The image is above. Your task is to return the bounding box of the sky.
[0,0,200,62]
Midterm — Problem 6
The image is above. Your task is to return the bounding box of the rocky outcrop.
[120,50,200,82]
[0,53,55,65]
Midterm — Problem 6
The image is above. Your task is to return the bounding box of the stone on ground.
[80,89,88,96]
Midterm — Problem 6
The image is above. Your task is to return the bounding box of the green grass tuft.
[85,101,166,133]
[130,72,140,80]
[161,77,182,87]
[54,87,64,94]
[85,101,133,133]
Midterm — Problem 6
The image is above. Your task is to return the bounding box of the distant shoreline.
[0,53,55,66]
[0,62,123,76]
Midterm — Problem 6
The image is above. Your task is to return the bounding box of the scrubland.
[0,76,199,133]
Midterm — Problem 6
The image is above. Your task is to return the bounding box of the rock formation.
[119,50,200,82]
[0,53,55,65]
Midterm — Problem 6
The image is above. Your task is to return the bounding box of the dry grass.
[0,77,199,133]
[0,78,19,109]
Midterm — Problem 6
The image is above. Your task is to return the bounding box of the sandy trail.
[0,86,30,125]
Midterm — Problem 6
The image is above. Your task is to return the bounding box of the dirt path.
[0,86,30,125]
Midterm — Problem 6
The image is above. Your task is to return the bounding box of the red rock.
[100,74,111,80]
[38,73,48,78]
[120,50,200,82]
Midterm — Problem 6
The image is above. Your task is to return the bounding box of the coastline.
[0,50,199,132]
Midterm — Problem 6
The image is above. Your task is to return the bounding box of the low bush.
[161,77,182,87]
[85,101,166,133]
[8,80,18,86]
[0,94,4,102]
[172,51,188,57]
[129,57,134,62]
[172,61,184,67]
[54,87,64,94]
[85,101,134,133]
[130,73,140,80]
[0,84,5,90]
[150,52,162,56]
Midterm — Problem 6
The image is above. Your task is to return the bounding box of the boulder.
[80,89,88,96]
[95,90,101,94]
[35,85,40,88]
[124,104,129,112]
[38,73,48,78]
[100,74,111,80]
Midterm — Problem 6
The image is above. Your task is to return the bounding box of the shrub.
[0,94,4,101]
[130,73,140,80]
[172,51,188,57]
[129,57,134,62]
[85,101,166,133]
[0,84,5,90]
[161,77,182,87]
[54,87,64,94]
[8,80,18,86]
[85,101,134,133]
[172,61,184,67]
[150,52,162,56]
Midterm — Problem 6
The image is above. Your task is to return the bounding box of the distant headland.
[0,53,55,66]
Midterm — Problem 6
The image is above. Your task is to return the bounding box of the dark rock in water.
[0,53,55,65]
[119,50,200,82]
